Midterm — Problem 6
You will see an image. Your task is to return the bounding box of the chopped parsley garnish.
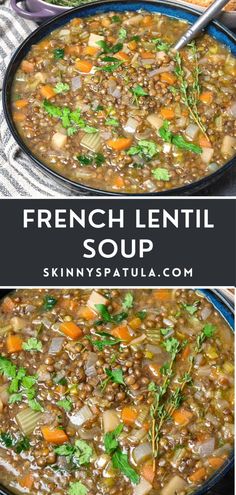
[152,168,170,181]
[127,140,159,159]
[56,397,73,412]
[136,310,147,320]
[111,15,121,23]
[43,294,57,311]
[54,82,70,94]
[152,38,171,52]
[104,424,123,454]
[87,332,121,351]
[96,40,123,54]
[15,436,30,454]
[22,338,43,352]
[130,84,149,104]
[0,432,30,453]
[95,304,128,324]
[118,28,127,40]
[182,300,199,315]
[68,482,88,495]
[105,118,120,127]
[160,327,173,336]
[0,432,14,448]
[122,293,134,310]
[159,120,202,154]
[77,152,105,167]
[97,61,123,72]
[43,101,98,135]
[106,368,125,385]
[55,439,93,467]
[112,449,139,484]
[54,48,65,59]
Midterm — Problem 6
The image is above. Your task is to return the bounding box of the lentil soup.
[0,289,234,495]
[11,11,236,193]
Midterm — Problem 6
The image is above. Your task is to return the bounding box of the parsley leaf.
[163,337,180,356]
[136,310,147,320]
[152,168,170,181]
[43,295,57,311]
[105,368,125,385]
[15,436,30,454]
[112,15,121,22]
[68,481,88,495]
[87,333,121,351]
[22,338,42,352]
[131,85,149,97]
[203,323,216,338]
[54,48,65,60]
[160,327,173,336]
[0,432,14,448]
[105,118,120,127]
[96,40,123,54]
[118,28,127,40]
[56,397,73,412]
[127,140,159,159]
[95,304,128,324]
[182,301,199,315]
[28,399,44,412]
[54,82,70,94]
[122,293,134,310]
[152,38,171,52]
[0,356,16,378]
[159,120,202,154]
[112,449,139,484]
[104,424,123,455]
[55,440,93,467]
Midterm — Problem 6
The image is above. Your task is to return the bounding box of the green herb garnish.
[159,120,202,154]
[22,338,42,352]
[68,481,88,495]
[54,48,65,60]
[43,295,57,311]
[104,424,123,454]
[55,439,93,467]
[127,140,159,159]
[112,449,139,484]
[122,293,134,310]
[152,168,170,181]
[56,397,73,412]
[54,82,70,94]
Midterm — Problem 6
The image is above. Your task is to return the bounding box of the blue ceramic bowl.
[3,0,236,196]
[0,288,234,495]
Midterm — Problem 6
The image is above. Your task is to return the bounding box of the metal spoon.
[173,0,231,51]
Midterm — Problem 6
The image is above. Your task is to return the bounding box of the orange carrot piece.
[65,45,81,56]
[198,134,211,148]
[83,46,99,56]
[160,72,176,84]
[7,335,23,354]
[113,176,125,188]
[160,108,175,120]
[107,137,132,151]
[199,91,213,104]
[141,51,154,59]
[208,457,225,469]
[128,40,137,50]
[111,325,132,342]
[1,296,15,313]
[172,408,193,426]
[70,18,82,26]
[19,474,34,489]
[40,85,56,99]
[15,99,28,109]
[115,51,130,62]
[189,467,206,483]
[121,406,138,425]
[60,321,83,340]
[75,59,93,73]
[21,60,35,73]
[140,460,155,484]
[41,426,69,444]
[129,317,142,330]
[153,289,171,301]
[77,306,96,321]
[13,112,26,123]
[181,344,191,360]
[142,15,152,26]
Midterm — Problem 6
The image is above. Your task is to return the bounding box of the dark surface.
[207,467,234,495]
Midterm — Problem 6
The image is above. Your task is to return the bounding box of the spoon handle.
[173,0,230,51]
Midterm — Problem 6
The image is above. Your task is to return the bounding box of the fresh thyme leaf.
[163,337,180,356]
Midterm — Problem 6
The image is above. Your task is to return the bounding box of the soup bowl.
[0,288,234,495]
[3,0,236,196]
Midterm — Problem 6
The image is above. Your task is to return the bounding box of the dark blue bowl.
[2,0,236,195]
[0,288,234,495]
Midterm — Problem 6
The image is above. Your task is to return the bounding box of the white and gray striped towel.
[0,1,235,196]
[0,1,73,197]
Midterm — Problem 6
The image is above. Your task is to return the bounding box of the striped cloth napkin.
[0,1,72,196]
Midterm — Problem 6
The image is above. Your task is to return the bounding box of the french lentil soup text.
[0,289,234,495]
[11,12,236,193]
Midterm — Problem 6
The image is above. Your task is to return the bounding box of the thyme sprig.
[148,324,216,467]
[173,43,209,141]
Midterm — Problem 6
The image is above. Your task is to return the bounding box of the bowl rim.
[3,0,236,196]
[32,0,73,9]
[0,288,234,495]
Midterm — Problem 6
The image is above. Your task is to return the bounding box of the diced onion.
[134,477,152,495]
[42,317,52,329]
[185,124,199,140]
[195,437,215,457]
[128,428,147,444]
[71,76,82,91]
[85,352,98,378]
[79,426,101,440]
[123,117,139,134]
[133,441,152,464]
[201,147,214,164]
[200,307,212,320]
[227,101,236,118]
[221,135,236,157]
[161,476,187,495]
[87,291,108,311]
[129,334,146,347]
[48,337,64,355]
[103,410,120,433]
[70,405,93,426]
[208,163,218,173]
